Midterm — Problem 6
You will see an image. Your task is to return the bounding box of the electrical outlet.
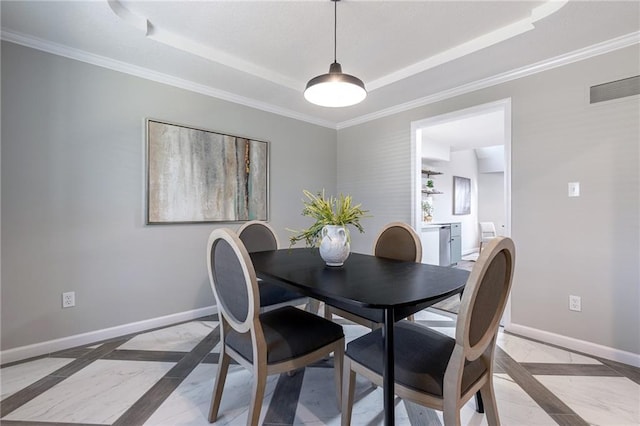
[62,291,75,308]
[569,295,581,312]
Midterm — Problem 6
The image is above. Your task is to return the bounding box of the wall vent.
[590,75,640,104]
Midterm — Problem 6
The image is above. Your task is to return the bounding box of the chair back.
[207,228,259,334]
[237,220,279,252]
[455,236,515,361]
[373,222,422,262]
[479,222,497,243]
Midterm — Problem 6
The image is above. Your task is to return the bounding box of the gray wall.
[338,46,639,354]
[338,114,414,254]
[3,39,639,357]
[1,42,337,351]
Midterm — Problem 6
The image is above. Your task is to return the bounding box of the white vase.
[319,225,350,266]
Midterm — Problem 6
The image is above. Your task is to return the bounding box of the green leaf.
[288,189,370,248]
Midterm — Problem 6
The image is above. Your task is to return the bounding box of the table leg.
[383,308,395,426]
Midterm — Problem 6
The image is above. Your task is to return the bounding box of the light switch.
[568,182,580,197]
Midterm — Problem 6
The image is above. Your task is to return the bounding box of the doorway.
[410,99,512,322]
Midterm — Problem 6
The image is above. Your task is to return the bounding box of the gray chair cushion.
[227,306,344,364]
[258,280,306,306]
[346,321,486,396]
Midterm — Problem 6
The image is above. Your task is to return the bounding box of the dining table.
[249,247,469,426]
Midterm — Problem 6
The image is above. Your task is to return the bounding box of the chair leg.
[306,299,321,314]
[475,390,484,413]
[324,304,333,320]
[442,405,462,426]
[341,357,356,426]
[480,379,500,426]
[247,365,267,426]
[442,388,462,426]
[209,350,231,422]
[333,340,345,410]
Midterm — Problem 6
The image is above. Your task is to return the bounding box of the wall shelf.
[421,170,443,194]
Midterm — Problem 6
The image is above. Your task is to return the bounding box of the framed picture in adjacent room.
[453,176,471,215]
[146,119,269,224]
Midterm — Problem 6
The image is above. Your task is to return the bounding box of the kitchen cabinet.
[420,222,462,266]
[450,222,462,265]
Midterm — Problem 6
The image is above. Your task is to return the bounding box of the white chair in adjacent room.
[479,222,497,252]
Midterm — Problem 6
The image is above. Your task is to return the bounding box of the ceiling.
[420,108,505,171]
[421,109,505,151]
[2,1,639,129]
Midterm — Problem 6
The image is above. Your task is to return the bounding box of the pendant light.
[304,0,367,107]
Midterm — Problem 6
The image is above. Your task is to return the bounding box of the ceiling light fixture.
[304,0,367,108]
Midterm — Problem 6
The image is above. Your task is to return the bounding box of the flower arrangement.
[422,200,434,222]
[288,189,368,247]
[422,200,434,216]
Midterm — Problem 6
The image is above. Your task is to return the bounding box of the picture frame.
[453,176,471,215]
[146,119,269,224]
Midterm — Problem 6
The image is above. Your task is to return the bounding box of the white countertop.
[421,222,460,230]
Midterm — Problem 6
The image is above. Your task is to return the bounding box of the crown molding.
[107,0,149,35]
[367,0,568,91]
[107,0,301,91]
[0,29,336,129]
[337,31,640,130]
[2,28,638,132]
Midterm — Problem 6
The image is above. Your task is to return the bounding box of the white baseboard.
[507,322,640,368]
[5,309,637,369]
[462,248,480,256]
[1,305,217,365]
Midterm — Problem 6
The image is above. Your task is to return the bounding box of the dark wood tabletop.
[249,247,468,309]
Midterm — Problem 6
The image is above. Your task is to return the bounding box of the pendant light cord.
[333,0,337,63]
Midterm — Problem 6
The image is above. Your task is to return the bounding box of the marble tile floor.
[1,308,638,426]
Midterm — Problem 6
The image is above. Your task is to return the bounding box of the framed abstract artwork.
[453,176,471,215]
[146,119,269,224]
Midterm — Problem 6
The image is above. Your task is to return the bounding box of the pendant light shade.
[304,62,367,107]
[304,0,366,107]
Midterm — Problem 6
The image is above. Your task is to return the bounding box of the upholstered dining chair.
[341,236,515,426]
[324,222,423,327]
[479,222,498,252]
[206,228,345,426]
[237,220,317,313]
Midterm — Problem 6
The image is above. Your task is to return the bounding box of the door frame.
[410,98,512,325]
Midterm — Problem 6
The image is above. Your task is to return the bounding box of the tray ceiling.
[2,0,638,128]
